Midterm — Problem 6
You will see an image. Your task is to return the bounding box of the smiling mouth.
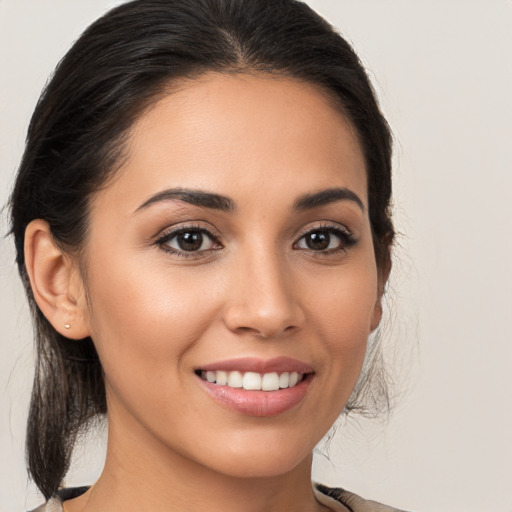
[196,370,306,391]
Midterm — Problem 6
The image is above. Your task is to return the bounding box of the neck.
[64,412,328,512]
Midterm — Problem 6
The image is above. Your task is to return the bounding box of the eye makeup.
[153,220,357,260]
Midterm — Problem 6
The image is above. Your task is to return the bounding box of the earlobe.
[24,219,90,339]
[370,300,383,332]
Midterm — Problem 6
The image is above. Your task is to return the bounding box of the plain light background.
[1,1,511,511]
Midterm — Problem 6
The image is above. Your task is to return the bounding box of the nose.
[223,249,305,339]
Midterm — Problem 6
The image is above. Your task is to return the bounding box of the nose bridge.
[223,240,303,338]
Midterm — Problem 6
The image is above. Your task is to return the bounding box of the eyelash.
[155,224,222,258]
[155,222,356,259]
[293,223,357,255]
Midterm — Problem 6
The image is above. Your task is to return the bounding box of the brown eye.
[304,231,331,250]
[295,227,356,253]
[161,228,218,254]
[176,231,204,251]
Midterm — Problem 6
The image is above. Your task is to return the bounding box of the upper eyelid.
[295,221,353,239]
[155,222,221,242]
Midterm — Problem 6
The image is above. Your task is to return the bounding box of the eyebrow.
[135,188,235,213]
[134,186,364,214]
[293,187,365,212]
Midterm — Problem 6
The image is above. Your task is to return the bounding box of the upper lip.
[197,356,314,374]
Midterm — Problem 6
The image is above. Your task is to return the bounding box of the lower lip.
[198,374,313,417]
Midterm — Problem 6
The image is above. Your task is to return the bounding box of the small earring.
[65,323,71,329]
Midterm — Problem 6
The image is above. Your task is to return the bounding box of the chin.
[192,435,314,480]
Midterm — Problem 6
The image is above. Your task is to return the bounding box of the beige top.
[30,484,409,512]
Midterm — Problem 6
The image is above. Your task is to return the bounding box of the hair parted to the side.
[9,0,394,500]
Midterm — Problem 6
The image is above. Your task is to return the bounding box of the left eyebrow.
[293,187,365,212]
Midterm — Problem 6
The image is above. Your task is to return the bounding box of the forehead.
[95,72,367,212]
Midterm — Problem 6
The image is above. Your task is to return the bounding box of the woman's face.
[80,73,383,478]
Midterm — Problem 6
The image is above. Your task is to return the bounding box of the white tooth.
[227,371,243,388]
[243,372,262,390]
[289,372,299,387]
[206,371,216,383]
[279,372,290,389]
[261,372,280,391]
[216,370,227,385]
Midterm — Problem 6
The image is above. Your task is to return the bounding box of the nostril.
[222,290,305,338]
[232,324,300,339]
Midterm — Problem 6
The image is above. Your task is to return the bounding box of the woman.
[9,0,404,510]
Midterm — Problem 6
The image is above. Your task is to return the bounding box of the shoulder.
[28,487,90,512]
[29,484,408,512]
[28,497,62,512]
[314,483,411,512]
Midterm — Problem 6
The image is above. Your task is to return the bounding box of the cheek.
[312,261,378,350]
[305,255,378,409]
[83,252,222,391]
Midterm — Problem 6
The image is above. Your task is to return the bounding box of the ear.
[370,253,392,332]
[24,219,90,339]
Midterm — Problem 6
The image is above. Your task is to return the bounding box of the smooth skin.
[24,73,386,512]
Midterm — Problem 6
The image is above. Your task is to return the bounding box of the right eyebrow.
[133,188,236,214]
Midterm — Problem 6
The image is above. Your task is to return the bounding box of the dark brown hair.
[9,0,394,499]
